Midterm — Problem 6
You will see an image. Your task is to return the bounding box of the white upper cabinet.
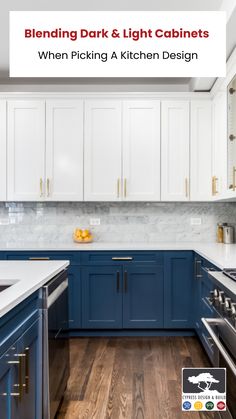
[84,100,122,201]
[46,100,83,201]
[123,100,160,201]
[191,100,212,201]
[161,101,190,201]
[7,100,45,201]
[0,101,6,201]
[212,91,227,199]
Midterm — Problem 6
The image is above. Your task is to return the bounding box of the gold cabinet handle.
[212,176,218,196]
[212,176,215,196]
[185,178,188,198]
[233,167,236,191]
[29,257,50,260]
[47,178,50,197]
[124,178,127,198]
[215,177,219,194]
[117,178,120,198]
[40,178,43,197]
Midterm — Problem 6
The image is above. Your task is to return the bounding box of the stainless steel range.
[202,270,236,419]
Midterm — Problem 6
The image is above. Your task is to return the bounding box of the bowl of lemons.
[73,228,93,243]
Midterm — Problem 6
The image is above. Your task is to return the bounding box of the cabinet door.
[123,100,161,201]
[164,252,193,328]
[212,91,227,199]
[17,319,42,419]
[68,266,81,329]
[161,101,190,201]
[46,100,83,201]
[0,100,6,201]
[7,100,45,201]
[0,346,19,419]
[84,100,122,201]
[191,101,212,201]
[81,266,122,328]
[123,265,163,328]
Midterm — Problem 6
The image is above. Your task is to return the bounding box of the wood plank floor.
[57,337,217,419]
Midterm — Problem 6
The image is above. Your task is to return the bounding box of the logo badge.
[182,401,191,410]
[194,401,203,410]
[217,401,226,410]
[182,368,226,411]
[205,401,214,410]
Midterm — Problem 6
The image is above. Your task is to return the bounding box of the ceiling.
[0,0,234,91]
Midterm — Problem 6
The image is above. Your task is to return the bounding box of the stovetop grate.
[223,268,236,282]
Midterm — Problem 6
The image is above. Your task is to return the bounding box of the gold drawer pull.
[40,178,43,197]
[117,178,120,198]
[47,178,50,197]
[233,167,236,191]
[29,257,50,260]
[185,178,188,198]
[124,178,127,198]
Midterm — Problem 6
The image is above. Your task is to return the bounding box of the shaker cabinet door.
[212,91,227,199]
[0,346,19,419]
[123,100,161,201]
[84,100,122,201]
[164,252,194,328]
[81,266,123,328]
[17,319,42,419]
[46,100,84,201]
[161,101,190,201]
[7,100,45,201]
[122,265,164,328]
[190,100,212,201]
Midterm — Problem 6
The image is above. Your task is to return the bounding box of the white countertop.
[1,241,236,270]
[0,260,69,318]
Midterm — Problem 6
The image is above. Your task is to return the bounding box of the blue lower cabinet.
[122,265,164,328]
[17,319,42,419]
[0,316,41,419]
[82,266,123,329]
[67,266,81,329]
[0,346,19,419]
[164,252,194,328]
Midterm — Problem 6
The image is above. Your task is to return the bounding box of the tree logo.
[188,372,220,393]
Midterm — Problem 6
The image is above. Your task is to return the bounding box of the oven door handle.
[202,318,236,378]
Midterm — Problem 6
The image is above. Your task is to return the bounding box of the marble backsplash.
[0,202,236,244]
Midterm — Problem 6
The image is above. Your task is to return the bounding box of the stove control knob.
[219,291,225,303]
[213,289,219,297]
[213,289,220,306]
[224,298,232,313]
[230,303,236,316]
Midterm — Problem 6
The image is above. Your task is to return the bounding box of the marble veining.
[0,202,235,244]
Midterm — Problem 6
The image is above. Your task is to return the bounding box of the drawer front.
[80,251,164,265]
[5,251,80,265]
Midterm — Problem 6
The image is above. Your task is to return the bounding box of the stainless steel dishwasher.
[42,269,69,419]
